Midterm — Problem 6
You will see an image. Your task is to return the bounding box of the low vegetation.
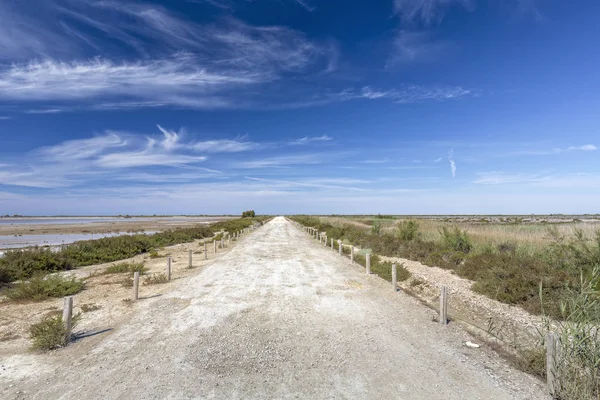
[144,273,168,285]
[29,313,80,351]
[104,262,147,275]
[5,274,85,301]
[0,217,268,287]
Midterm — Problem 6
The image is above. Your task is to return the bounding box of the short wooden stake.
[330,238,334,250]
[167,257,172,281]
[227,234,230,247]
[204,242,207,260]
[133,271,140,300]
[214,240,217,253]
[440,286,448,325]
[546,332,561,396]
[366,253,371,274]
[188,249,192,268]
[63,296,73,344]
[324,235,327,247]
[221,237,224,249]
[338,241,342,255]
[350,246,354,263]
[392,263,397,292]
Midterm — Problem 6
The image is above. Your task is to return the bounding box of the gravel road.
[1,217,547,399]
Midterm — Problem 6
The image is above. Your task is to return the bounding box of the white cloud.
[37,133,127,160]
[191,139,259,153]
[0,116,10,120]
[290,135,333,145]
[567,144,597,151]
[236,154,328,168]
[434,157,443,162]
[448,148,456,178]
[472,172,548,185]
[95,152,206,168]
[358,85,471,103]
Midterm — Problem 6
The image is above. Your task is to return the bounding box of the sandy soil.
[0,217,234,236]
[0,217,547,399]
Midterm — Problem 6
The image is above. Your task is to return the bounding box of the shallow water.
[0,231,158,251]
[0,217,195,226]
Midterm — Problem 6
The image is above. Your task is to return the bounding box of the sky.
[0,0,599,215]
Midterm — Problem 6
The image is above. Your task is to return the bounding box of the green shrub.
[29,313,80,351]
[104,262,147,275]
[440,226,473,253]
[371,221,381,236]
[5,274,85,302]
[396,220,420,241]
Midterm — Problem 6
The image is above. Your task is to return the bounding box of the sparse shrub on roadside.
[143,273,168,285]
[371,221,381,236]
[148,250,160,259]
[440,226,473,253]
[29,313,80,351]
[396,220,420,241]
[104,262,147,275]
[5,274,85,302]
[410,278,425,287]
[80,303,101,313]
[497,241,517,253]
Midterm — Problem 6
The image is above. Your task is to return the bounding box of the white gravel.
[0,217,548,399]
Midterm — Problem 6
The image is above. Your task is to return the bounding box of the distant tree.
[242,210,256,218]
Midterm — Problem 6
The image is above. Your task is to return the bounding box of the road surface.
[1,217,547,399]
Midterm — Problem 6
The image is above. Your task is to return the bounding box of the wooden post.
[63,296,73,344]
[440,286,448,325]
[350,246,354,263]
[188,250,192,268]
[133,271,140,300]
[167,257,172,281]
[366,253,371,274]
[330,238,334,251]
[546,332,560,397]
[392,264,397,292]
[338,241,342,256]
[228,234,230,247]
[214,240,217,253]
[204,242,207,260]
[221,237,224,249]
[324,235,327,247]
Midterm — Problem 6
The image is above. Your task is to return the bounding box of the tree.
[241,210,255,218]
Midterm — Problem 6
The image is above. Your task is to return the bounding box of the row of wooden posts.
[302,223,561,397]
[303,225,449,326]
[61,225,257,345]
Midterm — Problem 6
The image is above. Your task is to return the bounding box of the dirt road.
[1,217,547,399]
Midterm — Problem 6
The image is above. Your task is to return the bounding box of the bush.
[29,313,80,351]
[440,226,473,253]
[242,210,256,218]
[371,221,381,236]
[396,220,420,241]
[104,262,147,275]
[5,274,85,302]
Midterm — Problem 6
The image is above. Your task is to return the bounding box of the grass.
[0,216,269,286]
[80,303,101,313]
[29,313,80,351]
[143,273,168,285]
[5,274,85,301]
[104,262,147,275]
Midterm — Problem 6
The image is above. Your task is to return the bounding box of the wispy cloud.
[472,171,548,185]
[236,154,329,168]
[245,176,367,192]
[567,144,597,151]
[434,157,443,162]
[388,31,451,65]
[289,135,333,145]
[393,0,473,25]
[448,148,456,178]
[37,133,127,160]
[0,116,10,120]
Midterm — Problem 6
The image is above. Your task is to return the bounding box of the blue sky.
[0,0,599,215]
